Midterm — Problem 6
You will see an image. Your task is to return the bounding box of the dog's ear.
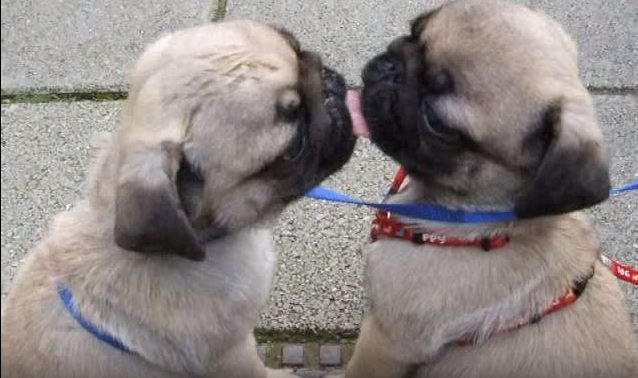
[515,100,610,218]
[114,141,205,261]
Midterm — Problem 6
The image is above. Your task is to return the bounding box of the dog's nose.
[362,35,416,85]
[362,53,401,85]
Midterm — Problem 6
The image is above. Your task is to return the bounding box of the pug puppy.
[344,1,637,377]
[1,20,355,378]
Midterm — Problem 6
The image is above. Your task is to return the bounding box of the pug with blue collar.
[1,20,355,378]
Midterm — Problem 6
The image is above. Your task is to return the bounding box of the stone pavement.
[2,0,637,365]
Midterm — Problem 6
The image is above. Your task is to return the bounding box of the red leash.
[601,255,638,285]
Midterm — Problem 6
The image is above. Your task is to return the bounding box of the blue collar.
[57,283,132,354]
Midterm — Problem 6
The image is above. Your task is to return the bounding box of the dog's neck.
[48,204,277,374]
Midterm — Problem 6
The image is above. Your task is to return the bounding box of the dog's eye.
[283,126,307,161]
[423,70,454,95]
[420,100,461,142]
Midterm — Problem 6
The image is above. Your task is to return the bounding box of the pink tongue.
[346,89,370,138]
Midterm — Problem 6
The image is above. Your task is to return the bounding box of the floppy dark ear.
[410,7,441,37]
[114,142,205,261]
[514,102,610,218]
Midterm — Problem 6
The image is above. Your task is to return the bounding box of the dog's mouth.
[354,38,469,183]
[356,45,423,166]
[254,65,356,200]
[309,67,357,180]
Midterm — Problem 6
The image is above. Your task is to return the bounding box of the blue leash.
[55,179,635,353]
[57,283,132,354]
[609,180,638,195]
[305,179,638,224]
[55,180,635,354]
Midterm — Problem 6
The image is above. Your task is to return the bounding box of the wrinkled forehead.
[221,20,300,72]
[133,20,301,89]
[413,2,576,75]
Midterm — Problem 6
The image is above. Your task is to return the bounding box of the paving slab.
[0,0,212,94]
[1,101,118,296]
[319,345,341,366]
[1,95,636,331]
[587,94,638,328]
[225,0,638,88]
[282,344,304,366]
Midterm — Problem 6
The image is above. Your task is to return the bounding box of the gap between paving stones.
[1,91,127,104]
[587,86,638,96]
[2,85,636,105]
[255,329,358,344]
[210,0,228,21]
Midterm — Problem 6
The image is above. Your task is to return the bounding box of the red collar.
[371,167,509,251]
[372,167,591,346]
[371,211,510,251]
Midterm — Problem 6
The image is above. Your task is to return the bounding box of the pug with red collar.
[344,1,637,377]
